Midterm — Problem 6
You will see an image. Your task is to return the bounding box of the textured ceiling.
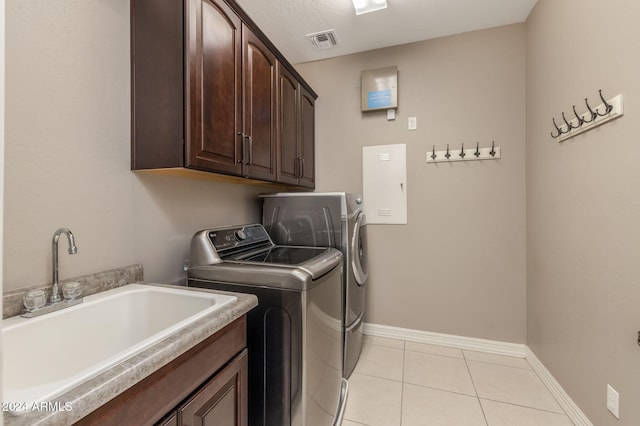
[235,0,538,64]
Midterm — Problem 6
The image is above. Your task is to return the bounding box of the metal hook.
[474,141,481,158]
[430,145,437,160]
[572,105,585,127]
[583,98,597,123]
[459,143,466,158]
[596,89,613,116]
[445,144,451,159]
[489,141,496,157]
[551,117,563,138]
[562,112,578,131]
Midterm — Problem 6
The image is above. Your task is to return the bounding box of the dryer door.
[351,212,368,286]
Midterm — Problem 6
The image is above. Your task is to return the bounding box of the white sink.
[2,284,236,414]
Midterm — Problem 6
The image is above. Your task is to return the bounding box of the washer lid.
[189,224,343,290]
[238,246,330,265]
[230,245,342,278]
[188,248,342,291]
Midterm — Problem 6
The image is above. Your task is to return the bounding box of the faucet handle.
[62,281,82,301]
[24,290,47,312]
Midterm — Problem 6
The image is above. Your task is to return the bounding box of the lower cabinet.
[163,350,248,426]
[75,316,247,426]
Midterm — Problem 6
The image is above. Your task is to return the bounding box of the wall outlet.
[408,116,417,130]
[607,384,620,419]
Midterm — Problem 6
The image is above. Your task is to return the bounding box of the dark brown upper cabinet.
[185,0,243,176]
[186,0,276,180]
[276,64,315,188]
[131,0,315,188]
[240,26,277,181]
[299,85,316,188]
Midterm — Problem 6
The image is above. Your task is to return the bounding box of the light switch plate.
[607,384,619,419]
[387,109,396,120]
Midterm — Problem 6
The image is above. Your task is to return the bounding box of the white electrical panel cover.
[363,144,407,224]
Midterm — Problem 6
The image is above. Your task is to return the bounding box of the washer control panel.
[208,224,270,252]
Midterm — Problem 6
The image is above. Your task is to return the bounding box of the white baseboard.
[363,322,527,357]
[363,322,592,426]
[525,348,594,426]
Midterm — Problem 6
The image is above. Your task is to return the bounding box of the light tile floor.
[342,335,574,426]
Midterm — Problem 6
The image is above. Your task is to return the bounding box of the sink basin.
[2,284,236,414]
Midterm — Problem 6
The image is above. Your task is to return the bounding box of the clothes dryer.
[261,193,368,378]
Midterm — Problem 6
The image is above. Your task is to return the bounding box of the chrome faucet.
[50,228,78,303]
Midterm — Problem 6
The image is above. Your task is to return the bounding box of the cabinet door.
[186,0,243,175]
[298,86,316,188]
[179,350,248,426]
[156,411,178,426]
[131,0,185,170]
[276,63,300,185]
[242,26,277,181]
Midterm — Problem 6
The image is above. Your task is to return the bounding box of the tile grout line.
[364,331,588,425]
[466,359,570,420]
[361,337,571,425]
[464,358,533,371]
[463,350,490,426]
[526,363,573,418]
[402,346,531,369]
[478,397,571,417]
[343,419,369,426]
[404,348,466,361]
[402,380,484,399]
[525,349,589,425]
[466,356,569,417]
[351,371,404,384]
[352,342,406,384]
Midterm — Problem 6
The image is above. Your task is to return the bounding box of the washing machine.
[261,193,368,379]
[187,224,347,426]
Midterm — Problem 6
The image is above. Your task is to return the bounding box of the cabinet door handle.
[299,157,304,178]
[237,132,245,164]
[247,136,253,165]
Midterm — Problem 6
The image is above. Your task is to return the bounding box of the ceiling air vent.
[307,30,338,49]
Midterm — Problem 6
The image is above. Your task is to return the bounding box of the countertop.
[4,283,258,426]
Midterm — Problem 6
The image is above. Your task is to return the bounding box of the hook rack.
[550,90,623,142]
[426,141,501,163]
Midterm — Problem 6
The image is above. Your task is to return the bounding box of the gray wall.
[9,1,639,422]
[297,24,527,343]
[4,0,262,291]
[526,1,640,424]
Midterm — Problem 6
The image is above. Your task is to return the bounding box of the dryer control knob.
[235,230,247,241]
